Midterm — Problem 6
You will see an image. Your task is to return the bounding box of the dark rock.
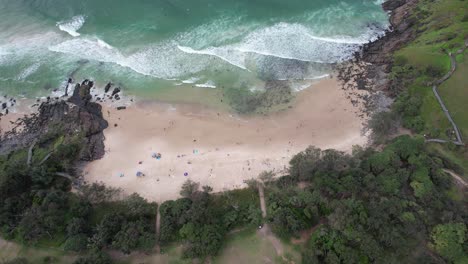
[0,80,109,161]
[89,81,94,88]
[361,0,419,67]
[111,87,121,96]
[1,103,6,110]
[104,82,112,93]
[382,0,406,11]
[116,106,126,110]
[68,84,93,106]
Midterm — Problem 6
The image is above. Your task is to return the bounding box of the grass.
[438,51,468,138]
[428,144,468,177]
[391,0,468,177]
[0,238,77,264]
[80,227,298,264]
[213,227,300,264]
[111,226,301,264]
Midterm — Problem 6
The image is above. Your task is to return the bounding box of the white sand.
[82,78,368,202]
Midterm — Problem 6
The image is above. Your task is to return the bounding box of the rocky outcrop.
[362,0,419,69]
[335,0,422,114]
[0,82,108,161]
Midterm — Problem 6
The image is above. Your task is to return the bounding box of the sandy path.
[259,184,267,219]
[443,169,467,188]
[82,77,367,202]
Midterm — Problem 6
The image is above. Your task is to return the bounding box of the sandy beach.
[81,77,368,202]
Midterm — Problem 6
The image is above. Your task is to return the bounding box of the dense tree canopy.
[0,133,157,257]
[265,136,467,263]
[1,129,466,263]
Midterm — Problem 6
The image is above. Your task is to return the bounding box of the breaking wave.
[57,15,86,37]
[48,21,387,81]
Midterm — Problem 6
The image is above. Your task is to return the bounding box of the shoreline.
[81,77,368,202]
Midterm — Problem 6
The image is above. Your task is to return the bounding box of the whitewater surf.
[0,0,389,101]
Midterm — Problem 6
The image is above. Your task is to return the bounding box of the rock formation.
[0,82,108,161]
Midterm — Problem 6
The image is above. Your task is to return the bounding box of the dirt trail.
[257,183,284,257]
[258,184,267,218]
[155,207,161,254]
[443,169,468,188]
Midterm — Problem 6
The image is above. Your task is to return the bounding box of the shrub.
[63,234,88,252]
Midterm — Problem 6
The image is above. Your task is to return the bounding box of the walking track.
[426,39,468,146]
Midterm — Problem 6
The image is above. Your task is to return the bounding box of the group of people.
[119,151,190,178]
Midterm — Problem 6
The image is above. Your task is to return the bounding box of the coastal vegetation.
[1,132,467,263]
[1,0,467,263]
[0,131,156,262]
[372,0,468,175]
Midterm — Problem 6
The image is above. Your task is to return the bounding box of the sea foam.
[16,63,41,80]
[194,81,217,89]
[48,19,386,82]
[57,15,86,37]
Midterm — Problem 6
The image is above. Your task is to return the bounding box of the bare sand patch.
[79,77,367,202]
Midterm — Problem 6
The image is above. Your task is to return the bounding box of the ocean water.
[0,0,389,100]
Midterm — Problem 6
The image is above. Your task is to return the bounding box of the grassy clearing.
[0,238,77,264]
[92,227,299,264]
[213,227,300,264]
[391,0,468,177]
[428,143,468,176]
[438,51,468,137]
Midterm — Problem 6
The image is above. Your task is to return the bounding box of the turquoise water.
[0,0,389,98]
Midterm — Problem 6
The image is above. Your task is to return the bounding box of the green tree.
[431,223,467,263]
[180,179,200,198]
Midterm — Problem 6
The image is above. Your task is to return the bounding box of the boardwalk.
[426,39,468,146]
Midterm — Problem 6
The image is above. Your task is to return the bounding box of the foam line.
[57,15,85,37]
